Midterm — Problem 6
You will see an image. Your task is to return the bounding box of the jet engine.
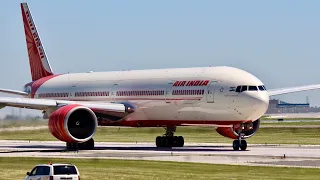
[215,119,260,139]
[48,104,97,143]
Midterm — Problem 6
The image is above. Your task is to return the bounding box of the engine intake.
[215,119,260,139]
[48,104,97,143]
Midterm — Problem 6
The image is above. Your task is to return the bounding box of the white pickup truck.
[24,163,80,180]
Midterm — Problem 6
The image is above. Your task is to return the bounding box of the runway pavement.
[0,140,319,168]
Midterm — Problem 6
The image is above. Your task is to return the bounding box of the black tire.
[240,140,247,151]
[178,136,184,147]
[159,137,166,147]
[87,138,95,150]
[156,136,161,147]
[66,142,76,150]
[77,138,95,150]
[233,140,240,151]
[172,136,179,147]
[164,137,169,147]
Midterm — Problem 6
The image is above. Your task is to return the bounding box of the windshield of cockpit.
[235,85,266,93]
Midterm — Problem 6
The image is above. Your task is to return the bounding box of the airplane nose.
[244,92,269,120]
[253,93,269,116]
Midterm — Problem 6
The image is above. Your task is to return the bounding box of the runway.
[0,140,319,168]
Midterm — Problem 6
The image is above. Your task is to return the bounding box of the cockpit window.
[236,86,241,93]
[241,86,248,92]
[248,86,258,91]
[258,85,266,91]
[235,85,264,93]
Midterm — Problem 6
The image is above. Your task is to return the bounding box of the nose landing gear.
[232,123,252,151]
[232,136,247,151]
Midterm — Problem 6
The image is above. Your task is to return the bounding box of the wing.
[0,88,28,96]
[0,96,134,118]
[268,84,320,96]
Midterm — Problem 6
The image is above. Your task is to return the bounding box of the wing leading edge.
[0,88,28,96]
[0,96,129,116]
[268,84,320,96]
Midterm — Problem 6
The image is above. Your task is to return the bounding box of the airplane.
[1,2,320,151]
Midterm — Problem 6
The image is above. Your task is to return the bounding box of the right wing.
[268,84,320,96]
[0,96,134,118]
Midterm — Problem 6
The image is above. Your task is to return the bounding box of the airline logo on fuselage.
[173,80,210,87]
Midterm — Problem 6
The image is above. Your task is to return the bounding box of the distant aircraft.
[1,3,320,151]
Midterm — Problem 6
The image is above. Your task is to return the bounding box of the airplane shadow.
[0,144,241,154]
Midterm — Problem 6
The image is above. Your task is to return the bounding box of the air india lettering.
[173,80,209,87]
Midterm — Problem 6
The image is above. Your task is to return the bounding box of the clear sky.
[0,0,320,116]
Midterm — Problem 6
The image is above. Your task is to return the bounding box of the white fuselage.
[30,66,269,126]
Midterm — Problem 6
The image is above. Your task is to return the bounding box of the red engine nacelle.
[48,104,98,143]
[215,119,260,139]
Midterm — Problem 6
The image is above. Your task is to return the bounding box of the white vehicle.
[1,3,320,151]
[25,163,80,180]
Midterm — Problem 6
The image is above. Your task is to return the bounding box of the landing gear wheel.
[83,138,94,150]
[176,136,184,147]
[66,138,95,151]
[240,140,247,151]
[156,136,161,147]
[232,140,240,151]
[155,126,185,148]
[232,140,247,151]
[155,136,184,147]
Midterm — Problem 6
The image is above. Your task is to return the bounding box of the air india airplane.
[1,3,320,151]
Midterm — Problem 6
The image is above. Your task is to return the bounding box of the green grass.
[260,121,320,126]
[261,117,320,120]
[1,126,320,145]
[0,119,47,128]
[0,157,319,180]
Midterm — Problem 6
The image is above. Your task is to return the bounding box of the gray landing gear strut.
[66,138,95,151]
[155,126,184,147]
[232,124,247,151]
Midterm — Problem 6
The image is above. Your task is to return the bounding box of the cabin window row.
[116,90,165,96]
[38,93,69,98]
[172,89,205,95]
[75,91,110,97]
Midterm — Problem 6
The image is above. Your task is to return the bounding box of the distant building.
[266,99,320,114]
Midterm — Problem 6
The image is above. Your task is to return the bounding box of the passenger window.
[241,86,248,92]
[30,167,38,176]
[36,166,50,176]
[248,86,258,91]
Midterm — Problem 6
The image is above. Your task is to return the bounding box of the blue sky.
[0,0,320,116]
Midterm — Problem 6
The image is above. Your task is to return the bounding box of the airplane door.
[110,83,118,102]
[165,82,174,103]
[206,81,217,103]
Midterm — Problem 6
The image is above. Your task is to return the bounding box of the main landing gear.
[156,126,184,147]
[66,138,95,150]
